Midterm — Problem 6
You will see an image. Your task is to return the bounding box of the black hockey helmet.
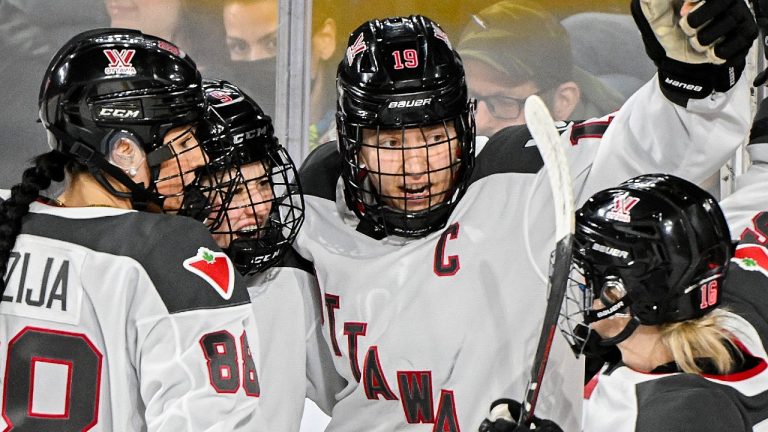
[559,174,733,356]
[38,28,207,211]
[199,79,304,275]
[336,15,476,237]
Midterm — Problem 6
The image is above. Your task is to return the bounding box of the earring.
[127,166,138,177]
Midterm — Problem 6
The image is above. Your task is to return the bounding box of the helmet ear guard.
[558,174,733,356]
[104,130,146,178]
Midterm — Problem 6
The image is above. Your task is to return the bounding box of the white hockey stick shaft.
[519,95,576,425]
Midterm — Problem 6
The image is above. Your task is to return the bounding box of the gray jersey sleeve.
[636,385,748,431]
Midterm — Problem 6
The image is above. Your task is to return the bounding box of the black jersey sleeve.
[141,215,252,313]
[22,211,251,314]
[636,379,749,431]
[470,121,577,184]
[299,141,342,201]
[723,233,768,351]
[471,125,542,183]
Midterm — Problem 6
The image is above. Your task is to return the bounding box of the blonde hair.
[660,310,740,375]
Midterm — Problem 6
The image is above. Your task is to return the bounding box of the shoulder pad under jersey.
[21,211,251,314]
[299,141,342,201]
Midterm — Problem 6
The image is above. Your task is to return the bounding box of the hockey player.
[555,174,768,431]
[199,79,305,272]
[198,79,343,431]
[0,29,267,430]
[295,2,755,430]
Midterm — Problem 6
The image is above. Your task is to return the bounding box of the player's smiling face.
[202,162,275,248]
[359,123,461,212]
[205,161,275,249]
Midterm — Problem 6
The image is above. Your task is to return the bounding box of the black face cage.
[150,122,219,217]
[200,145,304,275]
[558,257,602,357]
[339,106,475,237]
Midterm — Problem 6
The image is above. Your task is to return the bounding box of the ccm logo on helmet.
[232,127,267,144]
[97,107,142,119]
[387,98,432,109]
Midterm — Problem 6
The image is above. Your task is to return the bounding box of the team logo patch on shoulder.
[605,193,639,223]
[734,244,768,277]
[103,49,136,75]
[183,247,235,300]
[346,33,366,65]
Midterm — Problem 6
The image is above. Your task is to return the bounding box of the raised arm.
[574,0,757,202]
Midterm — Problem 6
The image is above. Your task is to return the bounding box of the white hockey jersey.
[0,200,267,431]
[584,231,768,432]
[245,249,345,432]
[721,142,768,239]
[294,76,750,432]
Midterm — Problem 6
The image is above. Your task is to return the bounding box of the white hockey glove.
[478,399,563,432]
[631,0,757,105]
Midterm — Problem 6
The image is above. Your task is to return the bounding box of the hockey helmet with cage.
[336,15,476,238]
[199,79,304,275]
[38,28,207,211]
[559,174,733,356]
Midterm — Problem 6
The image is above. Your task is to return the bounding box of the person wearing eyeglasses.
[456,0,626,138]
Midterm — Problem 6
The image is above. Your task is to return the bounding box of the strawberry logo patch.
[183,247,235,300]
[734,244,768,278]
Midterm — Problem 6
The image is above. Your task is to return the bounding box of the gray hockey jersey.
[245,249,344,432]
[0,201,267,431]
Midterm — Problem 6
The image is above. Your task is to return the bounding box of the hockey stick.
[519,95,576,426]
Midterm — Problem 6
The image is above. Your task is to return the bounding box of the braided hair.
[0,150,80,294]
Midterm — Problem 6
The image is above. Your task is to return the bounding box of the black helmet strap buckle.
[147,145,174,167]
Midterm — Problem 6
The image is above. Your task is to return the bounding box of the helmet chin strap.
[583,294,641,347]
[598,316,641,347]
[70,140,163,212]
[49,124,171,211]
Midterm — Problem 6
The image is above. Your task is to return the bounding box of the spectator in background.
[104,0,229,77]
[221,0,279,119]
[105,0,181,41]
[222,0,340,149]
[561,12,655,99]
[457,0,625,138]
[222,0,279,62]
